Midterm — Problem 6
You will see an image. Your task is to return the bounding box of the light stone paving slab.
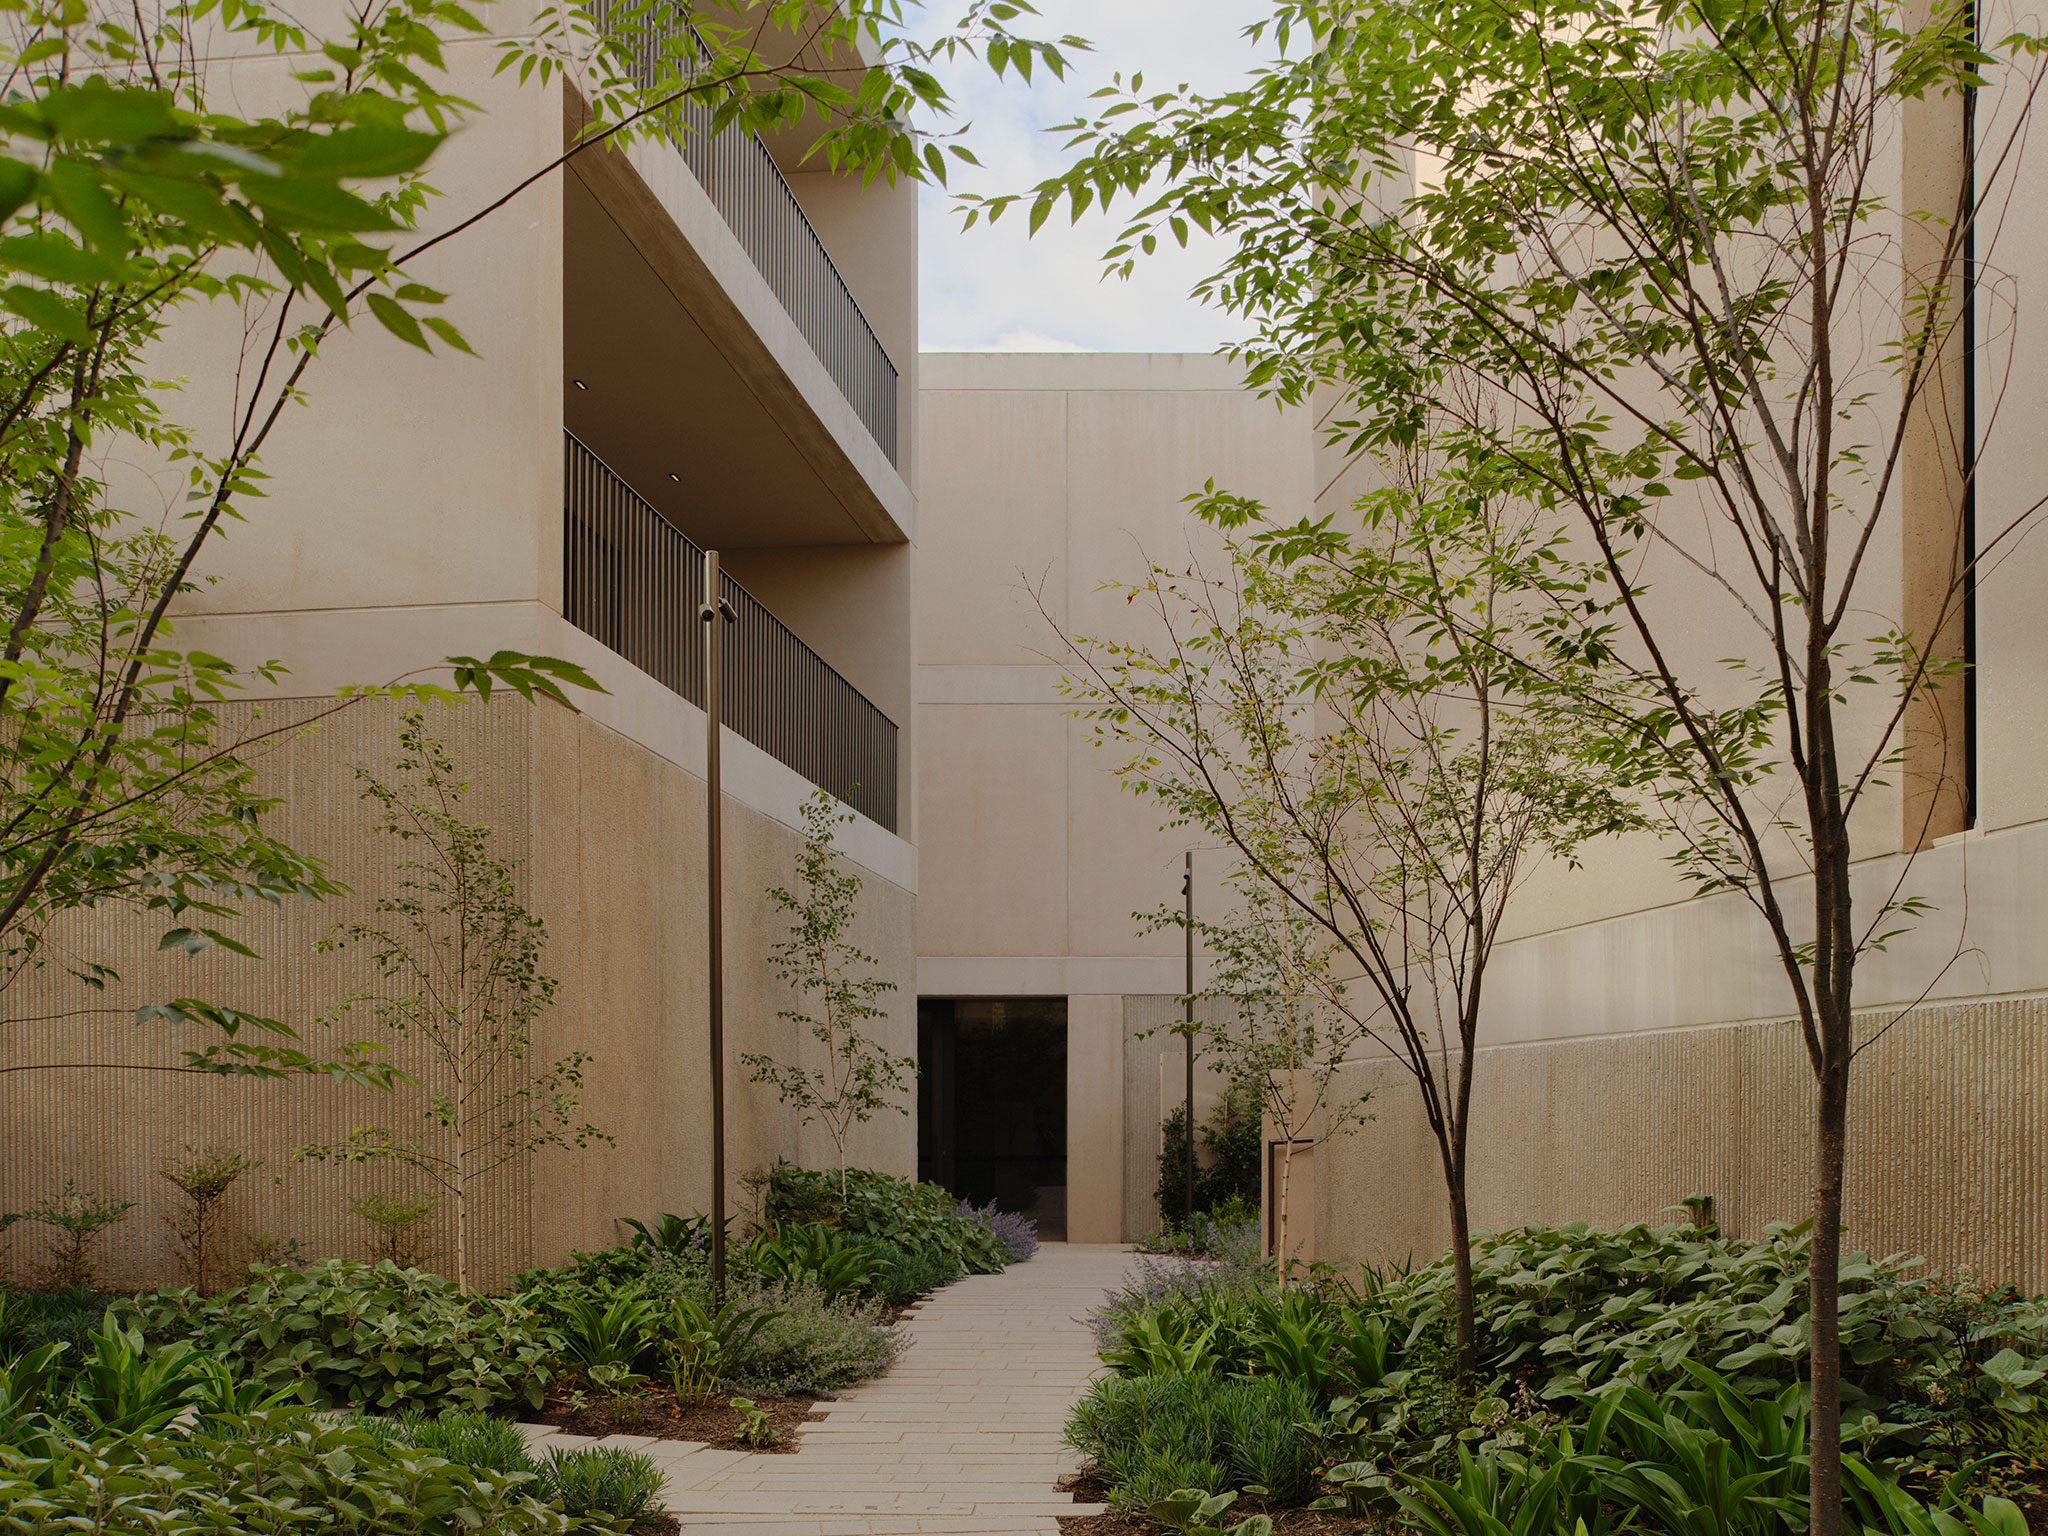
[523,1242,1136,1536]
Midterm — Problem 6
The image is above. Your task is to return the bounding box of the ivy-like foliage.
[134,1260,558,1412]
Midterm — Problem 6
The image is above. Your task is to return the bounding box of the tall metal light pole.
[702,551,736,1300]
[1183,850,1195,1226]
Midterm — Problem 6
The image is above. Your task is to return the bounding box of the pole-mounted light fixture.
[702,551,737,1302]
[1183,850,1195,1228]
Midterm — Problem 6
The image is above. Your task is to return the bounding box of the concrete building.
[7,10,2043,1301]
[913,353,1314,1244]
[0,11,919,1289]
[913,318,2048,1288]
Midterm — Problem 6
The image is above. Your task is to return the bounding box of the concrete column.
[1066,994,1127,1243]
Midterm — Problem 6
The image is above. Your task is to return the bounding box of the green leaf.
[42,82,176,145]
[0,232,126,283]
[0,283,92,342]
[240,177,399,231]
[366,292,430,350]
[44,159,129,252]
[295,124,442,179]
[102,169,247,242]
[422,315,475,355]
[0,158,37,228]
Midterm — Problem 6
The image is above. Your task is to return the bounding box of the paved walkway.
[521,1242,1140,1536]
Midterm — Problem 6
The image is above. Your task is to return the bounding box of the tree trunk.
[1809,1043,1850,1536]
[1276,1137,1293,1277]
[454,1172,469,1296]
[1448,1182,1477,1379]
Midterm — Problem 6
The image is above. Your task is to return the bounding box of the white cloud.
[910,0,1271,355]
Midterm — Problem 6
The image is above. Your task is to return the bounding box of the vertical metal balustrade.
[593,1,900,466]
[562,431,899,830]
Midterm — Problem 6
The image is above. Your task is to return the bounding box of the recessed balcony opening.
[561,430,898,829]
[563,174,884,551]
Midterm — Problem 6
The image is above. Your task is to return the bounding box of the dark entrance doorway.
[917,998,1068,1238]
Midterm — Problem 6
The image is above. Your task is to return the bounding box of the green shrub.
[0,1409,571,1534]
[135,1259,556,1413]
[538,1444,665,1526]
[347,1409,539,1476]
[1066,1371,1322,1511]
[0,1284,111,1363]
[1155,1078,1263,1223]
[723,1276,908,1396]
[766,1163,1007,1274]
[747,1222,878,1300]
[1090,1219,2048,1514]
[654,1291,784,1406]
[858,1237,963,1303]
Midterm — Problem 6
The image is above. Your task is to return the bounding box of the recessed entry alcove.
[916,998,1069,1240]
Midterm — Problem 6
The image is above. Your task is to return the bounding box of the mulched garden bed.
[537,1387,823,1453]
[629,1518,681,1536]
[1055,1474,1368,1536]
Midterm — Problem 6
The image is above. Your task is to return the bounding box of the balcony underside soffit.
[563,137,903,549]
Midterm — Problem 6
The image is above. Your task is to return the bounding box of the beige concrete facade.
[914,330,2048,1284]
[2,17,920,1287]
[914,354,1314,1242]
[2,699,915,1291]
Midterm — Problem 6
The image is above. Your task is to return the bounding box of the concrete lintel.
[916,955,1182,998]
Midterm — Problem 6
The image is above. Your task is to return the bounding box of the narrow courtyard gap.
[517,1246,1139,1533]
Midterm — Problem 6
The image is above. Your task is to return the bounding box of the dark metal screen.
[563,430,899,831]
[595,1,900,466]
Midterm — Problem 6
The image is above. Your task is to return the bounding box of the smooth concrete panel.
[915,389,1071,666]
[1062,390,1310,645]
[913,703,1068,958]
[1065,995,1127,1244]
[1969,0,2048,834]
[918,955,1183,997]
[1478,811,2048,1047]
[1062,714,1198,963]
[167,47,561,618]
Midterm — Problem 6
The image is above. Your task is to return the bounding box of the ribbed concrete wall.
[0,697,916,1293]
[1313,998,2048,1291]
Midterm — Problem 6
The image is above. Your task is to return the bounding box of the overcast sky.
[912,0,1269,354]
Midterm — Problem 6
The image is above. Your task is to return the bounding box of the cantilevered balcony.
[563,430,899,829]
[594,2,899,465]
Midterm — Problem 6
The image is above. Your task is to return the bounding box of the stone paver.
[523,1242,1138,1536]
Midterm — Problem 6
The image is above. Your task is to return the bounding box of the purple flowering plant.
[955,1197,1040,1265]
[1086,1218,1268,1354]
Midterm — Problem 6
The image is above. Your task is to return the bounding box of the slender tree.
[1152,877,1371,1270]
[293,710,606,1293]
[742,789,914,1197]
[1001,0,2048,1517]
[1049,477,1631,1370]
